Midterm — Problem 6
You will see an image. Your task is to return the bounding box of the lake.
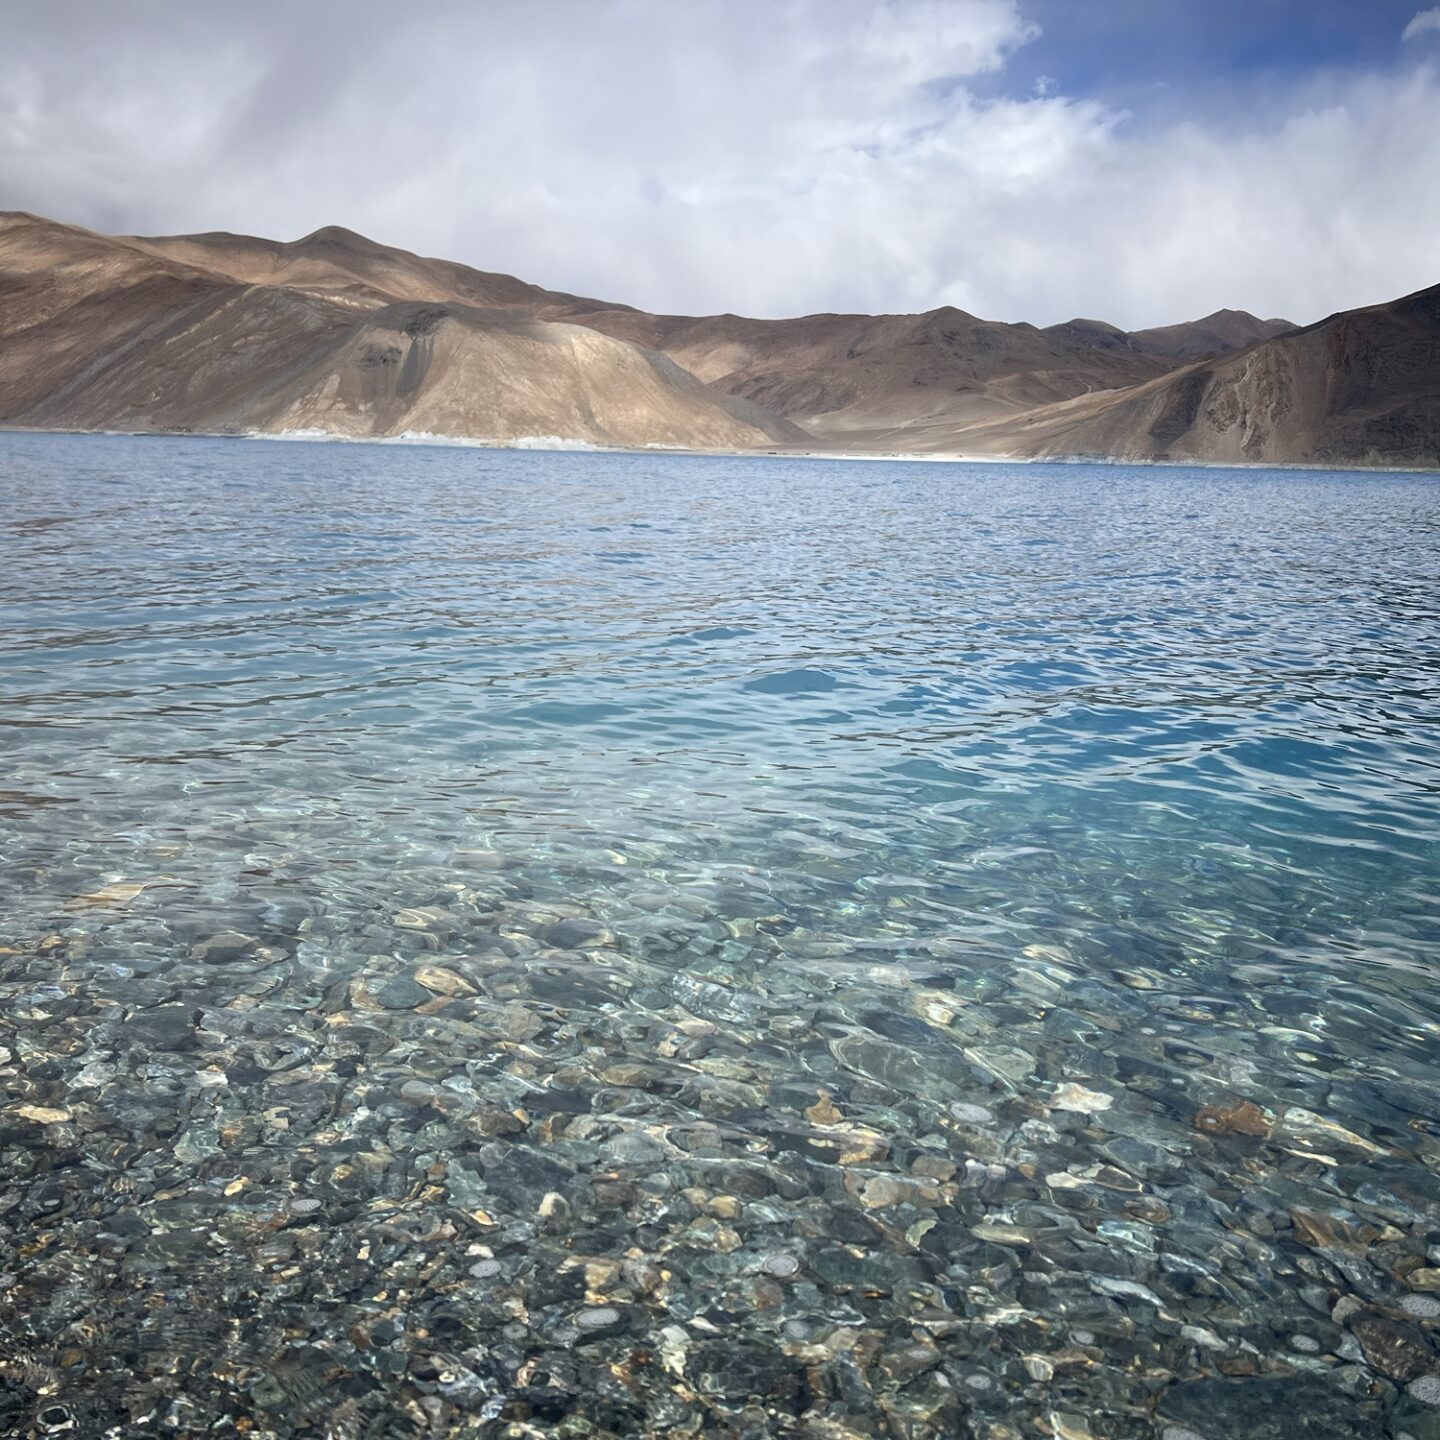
[2,431,1438,1437]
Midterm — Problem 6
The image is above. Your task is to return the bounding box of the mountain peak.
[292,224,378,252]
[1131,309,1298,361]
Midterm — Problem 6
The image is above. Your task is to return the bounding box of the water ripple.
[1,433,1439,1433]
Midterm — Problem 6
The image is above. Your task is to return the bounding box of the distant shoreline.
[2,423,1437,477]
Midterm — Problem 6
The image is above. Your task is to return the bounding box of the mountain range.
[1,210,1435,467]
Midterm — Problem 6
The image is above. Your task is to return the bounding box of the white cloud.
[0,1,1436,329]
[1404,8,1440,40]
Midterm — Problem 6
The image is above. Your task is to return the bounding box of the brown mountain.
[113,223,1182,436]
[122,222,618,318]
[948,285,1440,468]
[1,211,1433,467]
[564,306,1176,439]
[1130,308,1296,361]
[0,213,800,450]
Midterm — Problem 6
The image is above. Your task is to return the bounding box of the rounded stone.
[1410,1375,1440,1407]
[375,975,432,1010]
[542,919,615,950]
[949,1102,996,1125]
[192,930,258,963]
[604,1132,665,1167]
[400,1079,437,1107]
[250,1375,286,1409]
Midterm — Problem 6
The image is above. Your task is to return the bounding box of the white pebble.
[1049,1082,1114,1114]
[949,1101,995,1125]
[1409,1374,1440,1407]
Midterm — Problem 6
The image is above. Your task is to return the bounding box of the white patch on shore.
[245,428,602,452]
[507,434,602,451]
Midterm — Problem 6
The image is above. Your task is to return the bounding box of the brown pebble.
[805,1091,844,1126]
[1290,1208,1366,1254]
[1193,1098,1273,1138]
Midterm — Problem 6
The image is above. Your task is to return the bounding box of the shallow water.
[2,431,1439,1438]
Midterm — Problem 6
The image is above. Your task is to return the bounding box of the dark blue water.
[2,431,1438,1436]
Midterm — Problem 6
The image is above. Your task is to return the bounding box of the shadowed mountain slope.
[946,285,1440,468]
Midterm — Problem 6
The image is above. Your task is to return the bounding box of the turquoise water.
[1,431,1438,1436]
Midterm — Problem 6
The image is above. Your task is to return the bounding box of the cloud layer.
[2,0,1437,328]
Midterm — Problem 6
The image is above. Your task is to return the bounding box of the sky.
[2,1,1438,329]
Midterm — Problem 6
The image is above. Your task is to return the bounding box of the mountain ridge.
[0,211,1432,467]
[0,213,801,450]
[944,283,1440,468]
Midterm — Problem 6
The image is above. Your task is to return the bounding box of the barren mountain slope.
[0,213,353,428]
[565,305,1175,435]
[123,223,619,319]
[0,213,800,448]
[232,302,807,449]
[947,285,1440,468]
[119,227,1176,431]
[1130,309,1297,361]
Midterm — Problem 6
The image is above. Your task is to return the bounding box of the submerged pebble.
[1410,1376,1440,1407]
